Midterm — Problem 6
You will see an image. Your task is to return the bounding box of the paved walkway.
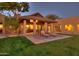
[25,35,72,44]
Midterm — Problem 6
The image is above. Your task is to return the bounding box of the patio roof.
[20,12,58,23]
[29,12,44,17]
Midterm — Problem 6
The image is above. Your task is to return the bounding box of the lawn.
[0,36,79,56]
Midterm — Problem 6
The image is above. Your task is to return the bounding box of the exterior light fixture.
[36,20,38,23]
[30,19,33,22]
[9,25,12,29]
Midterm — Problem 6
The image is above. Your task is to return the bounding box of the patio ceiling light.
[36,20,38,23]
[9,25,12,29]
[30,19,33,22]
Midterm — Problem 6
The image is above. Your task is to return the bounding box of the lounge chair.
[41,30,50,37]
[45,32,58,37]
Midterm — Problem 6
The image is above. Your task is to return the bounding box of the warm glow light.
[38,25,41,30]
[26,24,41,30]
[26,25,29,28]
[9,25,12,29]
[36,20,38,23]
[77,24,79,31]
[65,25,73,31]
[30,19,33,22]
[36,25,38,30]
[48,26,51,33]
[30,24,33,29]
[0,24,3,29]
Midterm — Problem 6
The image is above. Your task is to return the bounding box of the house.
[58,16,79,35]
[19,12,58,35]
[0,13,59,35]
[0,13,79,36]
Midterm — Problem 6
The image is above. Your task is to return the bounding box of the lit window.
[65,25,73,31]
[38,25,41,30]
[26,25,29,28]
[0,24,3,29]
[30,24,33,29]
[30,19,33,22]
[48,26,51,33]
[77,24,79,31]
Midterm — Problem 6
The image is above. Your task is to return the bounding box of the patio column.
[33,20,36,35]
[23,20,26,34]
[3,19,5,35]
[50,23,53,33]
[3,27,5,35]
[53,23,56,33]
[44,22,48,33]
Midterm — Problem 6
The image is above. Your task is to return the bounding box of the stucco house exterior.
[58,16,79,35]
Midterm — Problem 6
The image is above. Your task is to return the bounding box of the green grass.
[0,36,79,56]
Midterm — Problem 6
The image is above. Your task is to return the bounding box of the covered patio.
[19,13,59,36]
[19,16,71,44]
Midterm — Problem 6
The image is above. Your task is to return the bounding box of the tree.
[0,2,29,34]
[0,2,29,16]
[5,16,20,34]
[46,14,61,20]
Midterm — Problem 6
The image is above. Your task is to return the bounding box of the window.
[0,24,3,29]
[0,24,3,34]
[77,24,79,31]
[65,25,73,31]
[30,19,33,22]
[48,25,51,33]
[30,24,33,29]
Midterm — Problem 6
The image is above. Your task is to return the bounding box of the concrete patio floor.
[25,34,72,44]
[0,34,72,44]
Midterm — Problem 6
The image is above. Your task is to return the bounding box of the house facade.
[19,13,59,35]
[58,16,79,35]
[0,13,79,36]
[0,13,60,35]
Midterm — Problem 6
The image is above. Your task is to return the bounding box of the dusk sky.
[22,2,79,18]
